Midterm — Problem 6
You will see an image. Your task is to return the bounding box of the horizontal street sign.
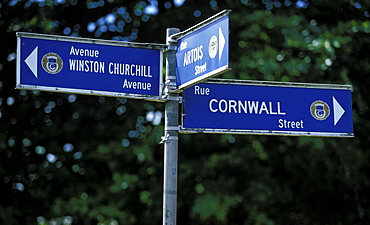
[16,32,165,101]
[171,10,230,93]
[181,79,354,137]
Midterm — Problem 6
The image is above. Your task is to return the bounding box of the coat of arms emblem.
[42,52,63,74]
[310,100,330,121]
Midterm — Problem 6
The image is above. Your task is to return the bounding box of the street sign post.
[15,9,355,225]
[181,79,354,137]
[170,10,230,93]
[16,32,165,101]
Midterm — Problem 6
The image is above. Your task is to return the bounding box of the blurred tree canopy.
[1,0,370,224]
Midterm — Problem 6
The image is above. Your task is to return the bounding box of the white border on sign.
[16,84,167,102]
[16,32,166,102]
[180,78,354,137]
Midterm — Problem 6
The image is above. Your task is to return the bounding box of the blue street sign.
[16,33,165,101]
[182,79,354,137]
[172,10,230,92]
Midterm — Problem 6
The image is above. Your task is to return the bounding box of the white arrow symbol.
[218,27,225,60]
[333,96,345,126]
[25,46,38,78]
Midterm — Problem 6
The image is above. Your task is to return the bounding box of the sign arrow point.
[25,46,38,78]
[333,96,345,126]
[218,27,225,60]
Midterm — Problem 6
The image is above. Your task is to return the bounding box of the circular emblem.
[310,100,330,121]
[208,35,218,59]
[42,52,63,74]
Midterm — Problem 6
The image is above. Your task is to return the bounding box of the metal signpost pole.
[162,28,180,225]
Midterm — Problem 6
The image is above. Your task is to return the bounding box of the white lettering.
[208,99,286,116]
[195,62,207,75]
[108,63,152,77]
[69,46,100,58]
[248,101,259,114]
[183,45,203,66]
[229,100,237,113]
[278,119,304,129]
[269,102,277,115]
[130,64,134,76]
[122,79,152,90]
[238,100,247,114]
[277,102,286,115]
[259,102,269,114]
[194,86,210,95]
[180,41,188,51]
[69,59,104,73]
[219,99,228,113]
[125,64,130,75]
[209,99,218,112]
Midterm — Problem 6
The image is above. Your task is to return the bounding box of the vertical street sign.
[182,79,354,137]
[17,32,165,101]
[170,9,230,92]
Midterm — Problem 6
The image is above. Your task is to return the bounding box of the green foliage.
[1,0,370,224]
[192,193,242,222]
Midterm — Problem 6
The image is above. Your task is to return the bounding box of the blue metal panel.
[182,80,354,137]
[17,33,163,100]
[175,16,229,91]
